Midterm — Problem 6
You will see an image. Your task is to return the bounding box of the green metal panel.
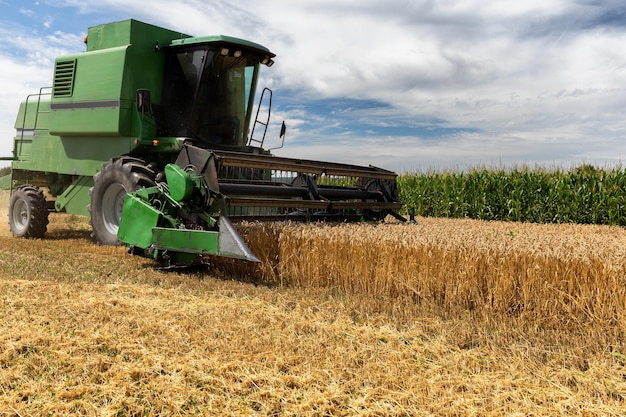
[164,164,193,202]
[86,19,190,52]
[118,194,161,248]
[11,136,31,160]
[11,133,134,176]
[50,106,129,137]
[151,227,220,255]
[14,98,50,130]
[12,97,49,162]
[54,175,94,216]
[49,46,129,136]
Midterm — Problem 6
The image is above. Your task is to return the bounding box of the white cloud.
[18,8,35,18]
[2,0,626,171]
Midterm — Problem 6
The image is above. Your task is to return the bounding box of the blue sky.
[1,0,626,172]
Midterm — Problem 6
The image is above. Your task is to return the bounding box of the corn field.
[398,164,626,224]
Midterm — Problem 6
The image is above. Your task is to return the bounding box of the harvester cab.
[6,19,403,267]
[155,35,273,150]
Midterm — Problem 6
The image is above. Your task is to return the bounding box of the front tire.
[8,185,49,238]
[88,157,156,245]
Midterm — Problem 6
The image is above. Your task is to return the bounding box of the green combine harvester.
[5,19,402,266]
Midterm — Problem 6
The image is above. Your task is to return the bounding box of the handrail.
[248,87,272,149]
[16,87,52,159]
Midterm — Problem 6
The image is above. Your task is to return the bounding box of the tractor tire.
[8,185,49,238]
[88,157,157,245]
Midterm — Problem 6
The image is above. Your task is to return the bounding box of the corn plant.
[398,164,626,225]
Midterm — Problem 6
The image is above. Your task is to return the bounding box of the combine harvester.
[5,19,403,266]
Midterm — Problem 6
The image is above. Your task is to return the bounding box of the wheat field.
[235,218,626,336]
[1,190,625,415]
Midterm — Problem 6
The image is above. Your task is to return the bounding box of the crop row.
[226,218,626,345]
[398,164,626,225]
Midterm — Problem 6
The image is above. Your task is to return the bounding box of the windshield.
[160,46,258,148]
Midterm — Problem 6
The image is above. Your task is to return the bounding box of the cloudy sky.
[1,0,626,172]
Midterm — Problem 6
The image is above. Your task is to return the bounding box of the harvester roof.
[85,19,275,62]
[169,35,275,59]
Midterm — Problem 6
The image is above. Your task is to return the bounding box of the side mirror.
[136,89,152,114]
[268,121,286,151]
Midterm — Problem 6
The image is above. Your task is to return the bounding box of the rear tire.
[8,185,49,238]
[88,157,157,245]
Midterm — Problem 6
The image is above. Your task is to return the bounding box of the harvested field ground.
[0,189,625,416]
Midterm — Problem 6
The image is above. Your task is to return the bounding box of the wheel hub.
[101,183,126,235]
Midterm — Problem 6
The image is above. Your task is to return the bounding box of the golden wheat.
[2,276,625,416]
[1,190,626,415]
[233,217,626,342]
